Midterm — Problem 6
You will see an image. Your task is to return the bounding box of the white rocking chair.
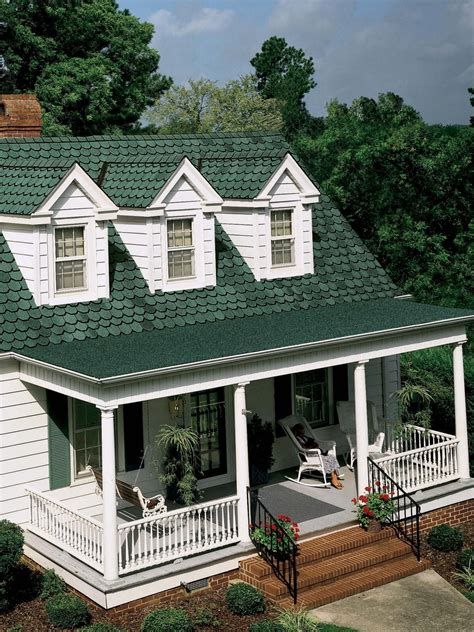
[336,401,385,471]
[279,414,342,488]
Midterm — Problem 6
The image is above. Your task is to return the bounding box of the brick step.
[260,537,412,598]
[278,556,431,609]
[241,526,394,580]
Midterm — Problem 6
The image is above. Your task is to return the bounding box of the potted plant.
[352,481,396,531]
[250,514,299,559]
[155,425,202,506]
[248,414,275,485]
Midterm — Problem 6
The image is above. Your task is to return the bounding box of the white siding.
[219,210,261,278]
[1,226,39,299]
[163,176,201,210]
[0,360,49,525]
[114,219,152,288]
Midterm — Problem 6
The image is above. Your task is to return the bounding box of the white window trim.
[264,203,305,279]
[47,219,98,305]
[166,218,196,281]
[160,210,207,292]
[54,225,88,294]
[68,398,102,482]
[270,209,295,268]
[292,367,334,428]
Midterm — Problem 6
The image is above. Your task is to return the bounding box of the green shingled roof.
[0,133,290,212]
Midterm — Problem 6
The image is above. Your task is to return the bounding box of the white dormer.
[115,158,222,293]
[219,154,319,281]
[1,164,118,306]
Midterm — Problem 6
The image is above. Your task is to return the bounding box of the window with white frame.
[271,210,294,266]
[73,400,101,476]
[294,369,329,428]
[54,226,87,292]
[167,218,195,279]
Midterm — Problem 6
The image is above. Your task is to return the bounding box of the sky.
[119,0,474,125]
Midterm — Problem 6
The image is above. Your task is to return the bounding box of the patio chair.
[336,401,385,471]
[278,414,343,488]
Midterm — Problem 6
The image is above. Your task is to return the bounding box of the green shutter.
[274,375,293,437]
[47,390,71,489]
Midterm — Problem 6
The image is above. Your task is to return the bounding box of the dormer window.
[167,218,195,279]
[271,210,294,267]
[54,226,87,292]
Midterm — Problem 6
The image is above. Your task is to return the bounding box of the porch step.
[239,526,431,609]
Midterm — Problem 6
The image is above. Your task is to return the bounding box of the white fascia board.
[221,198,271,210]
[0,213,53,225]
[32,163,119,218]
[148,157,223,210]
[117,207,165,219]
[256,153,320,200]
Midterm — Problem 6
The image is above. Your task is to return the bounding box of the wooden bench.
[87,466,167,518]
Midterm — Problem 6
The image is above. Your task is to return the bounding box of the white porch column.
[354,360,370,494]
[99,406,119,580]
[453,342,470,479]
[234,382,251,543]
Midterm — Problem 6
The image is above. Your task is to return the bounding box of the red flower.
[271,524,277,531]
[381,493,390,502]
[365,486,372,492]
[363,506,370,514]
[367,509,374,517]
[359,495,368,503]
[375,480,381,486]
[351,497,357,504]
[382,485,388,491]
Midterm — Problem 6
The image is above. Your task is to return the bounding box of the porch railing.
[368,457,421,561]
[376,425,460,493]
[27,488,104,572]
[117,495,239,574]
[247,488,298,604]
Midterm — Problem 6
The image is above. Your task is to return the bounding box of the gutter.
[1,313,470,387]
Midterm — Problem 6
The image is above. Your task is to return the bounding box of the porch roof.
[18,298,473,379]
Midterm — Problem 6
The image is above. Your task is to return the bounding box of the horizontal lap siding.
[115,220,151,287]
[0,360,49,525]
[2,226,38,298]
[219,210,260,277]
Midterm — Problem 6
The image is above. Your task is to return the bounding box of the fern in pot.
[155,425,202,506]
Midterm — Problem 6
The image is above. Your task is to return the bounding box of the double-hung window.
[294,369,329,428]
[167,218,195,279]
[271,210,294,266]
[73,400,101,476]
[55,226,87,292]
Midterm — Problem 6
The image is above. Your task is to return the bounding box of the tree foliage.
[146,75,283,134]
[295,93,473,308]
[251,36,317,138]
[0,0,171,135]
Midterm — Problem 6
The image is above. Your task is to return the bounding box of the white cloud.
[151,7,234,37]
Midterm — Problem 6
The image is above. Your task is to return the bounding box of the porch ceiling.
[16,298,472,380]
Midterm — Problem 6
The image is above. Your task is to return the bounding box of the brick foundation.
[419,498,474,534]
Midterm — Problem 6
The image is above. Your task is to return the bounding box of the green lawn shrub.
[461,590,474,603]
[193,607,220,628]
[274,606,319,632]
[249,620,285,631]
[456,548,474,570]
[41,569,67,601]
[140,607,194,632]
[427,524,464,552]
[79,625,125,632]
[45,593,91,629]
[226,582,265,616]
[0,520,24,612]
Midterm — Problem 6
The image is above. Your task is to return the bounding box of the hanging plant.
[155,425,202,506]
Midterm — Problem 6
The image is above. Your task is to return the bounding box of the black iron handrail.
[247,487,298,604]
[368,457,421,561]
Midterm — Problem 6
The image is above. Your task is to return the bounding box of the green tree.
[296,93,473,309]
[146,75,283,134]
[0,0,171,135]
[251,36,316,138]
[469,87,474,126]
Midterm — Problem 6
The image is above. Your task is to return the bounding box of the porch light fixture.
[168,395,185,421]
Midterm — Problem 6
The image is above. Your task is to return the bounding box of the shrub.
[226,582,265,616]
[427,524,464,552]
[0,520,24,612]
[193,608,220,628]
[275,606,319,632]
[457,548,474,570]
[41,569,67,601]
[249,621,285,631]
[79,625,125,632]
[45,593,90,629]
[452,563,474,591]
[7,626,22,632]
[141,607,194,632]
[461,590,474,603]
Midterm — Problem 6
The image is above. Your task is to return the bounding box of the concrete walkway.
[312,570,473,632]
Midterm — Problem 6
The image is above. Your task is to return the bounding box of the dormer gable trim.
[256,153,320,204]
[147,157,223,211]
[33,163,119,221]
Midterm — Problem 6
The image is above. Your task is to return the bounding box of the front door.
[190,387,227,478]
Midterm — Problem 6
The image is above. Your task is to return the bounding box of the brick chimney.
[0,94,42,137]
